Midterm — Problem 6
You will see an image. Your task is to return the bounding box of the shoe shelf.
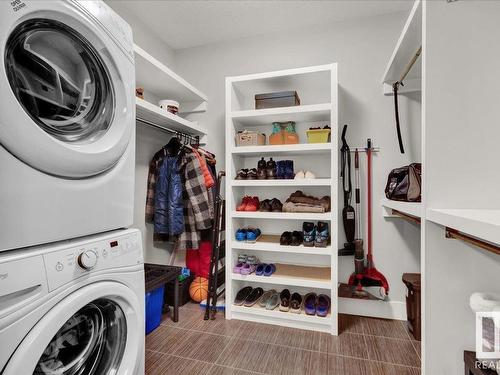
[231,178,332,187]
[231,211,331,221]
[226,64,338,335]
[231,103,331,126]
[231,304,331,327]
[230,143,331,156]
[232,263,331,289]
[232,235,332,256]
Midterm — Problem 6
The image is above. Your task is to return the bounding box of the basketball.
[189,277,209,302]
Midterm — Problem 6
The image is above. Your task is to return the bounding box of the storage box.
[236,131,266,146]
[255,91,300,109]
[306,128,331,143]
[164,274,195,307]
[402,273,421,341]
[145,285,165,334]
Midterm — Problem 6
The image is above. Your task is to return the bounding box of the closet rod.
[399,46,422,84]
[136,117,200,143]
[392,209,421,224]
[445,227,500,256]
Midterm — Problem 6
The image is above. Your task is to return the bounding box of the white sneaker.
[294,171,305,179]
[304,171,316,179]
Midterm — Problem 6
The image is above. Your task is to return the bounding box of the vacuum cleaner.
[339,125,355,256]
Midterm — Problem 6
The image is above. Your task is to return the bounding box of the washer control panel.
[43,230,143,292]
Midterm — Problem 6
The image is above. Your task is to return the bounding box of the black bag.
[385,163,422,202]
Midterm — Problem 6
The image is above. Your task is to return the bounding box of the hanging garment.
[153,155,184,240]
[145,149,166,222]
[175,152,213,251]
[191,148,215,189]
[185,240,212,279]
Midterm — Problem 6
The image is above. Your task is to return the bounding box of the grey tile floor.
[146,303,421,375]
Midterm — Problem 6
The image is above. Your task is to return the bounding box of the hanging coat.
[154,155,184,239]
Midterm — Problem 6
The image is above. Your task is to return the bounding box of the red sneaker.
[237,196,250,211]
[245,196,260,211]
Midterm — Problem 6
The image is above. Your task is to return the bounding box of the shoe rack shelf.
[225,64,338,334]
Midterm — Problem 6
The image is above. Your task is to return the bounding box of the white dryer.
[0,228,144,374]
[0,0,136,251]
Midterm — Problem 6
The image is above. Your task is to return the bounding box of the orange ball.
[189,277,209,302]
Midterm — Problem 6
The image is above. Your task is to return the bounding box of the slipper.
[234,286,253,306]
[255,263,266,276]
[259,289,277,307]
[233,262,245,274]
[317,294,331,317]
[279,289,291,312]
[290,292,303,314]
[263,263,276,277]
[244,287,264,307]
[266,291,280,310]
[304,293,318,315]
[240,263,256,275]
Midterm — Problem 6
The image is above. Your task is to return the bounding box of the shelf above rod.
[445,227,500,256]
[392,209,421,224]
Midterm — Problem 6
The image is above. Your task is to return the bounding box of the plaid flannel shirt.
[175,152,213,251]
[145,149,166,223]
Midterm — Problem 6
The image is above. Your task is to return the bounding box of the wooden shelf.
[426,208,500,245]
[232,263,331,289]
[232,211,331,221]
[381,198,422,218]
[231,143,331,156]
[231,103,331,126]
[136,98,207,136]
[134,44,207,107]
[381,0,422,95]
[231,235,331,255]
[231,178,332,187]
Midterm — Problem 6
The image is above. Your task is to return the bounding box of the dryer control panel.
[43,229,143,292]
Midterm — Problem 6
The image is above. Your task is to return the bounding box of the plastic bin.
[402,273,421,341]
[306,128,331,143]
[164,274,195,307]
[145,285,165,334]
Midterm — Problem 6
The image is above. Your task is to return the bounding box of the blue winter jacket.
[154,156,184,237]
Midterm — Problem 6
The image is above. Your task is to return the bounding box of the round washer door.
[4,282,143,375]
[0,5,134,178]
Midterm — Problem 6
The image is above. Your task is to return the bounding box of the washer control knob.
[77,250,98,270]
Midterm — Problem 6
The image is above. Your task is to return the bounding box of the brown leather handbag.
[385,163,422,202]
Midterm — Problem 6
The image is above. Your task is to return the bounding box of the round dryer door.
[1,5,134,178]
[3,282,143,375]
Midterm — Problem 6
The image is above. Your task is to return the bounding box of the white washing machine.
[0,228,145,374]
[0,0,136,251]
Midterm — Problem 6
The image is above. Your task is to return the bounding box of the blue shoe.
[235,228,247,241]
[246,228,261,243]
[263,263,276,276]
[256,263,266,276]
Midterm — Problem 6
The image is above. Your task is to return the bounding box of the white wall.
[174,12,421,319]
[106,1,179,265]
[423,1,500,374]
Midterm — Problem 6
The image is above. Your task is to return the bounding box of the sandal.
[234,286,253,306]
[259,289,277,307]
[266,291,280,310]
[244,287,264,307]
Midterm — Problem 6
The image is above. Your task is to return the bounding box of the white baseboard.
[339,297,407,320]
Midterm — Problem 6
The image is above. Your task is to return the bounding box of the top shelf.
[134,44,207,105]
[426,208,500,246]
[381,0,422,93]
[231,103,331,126]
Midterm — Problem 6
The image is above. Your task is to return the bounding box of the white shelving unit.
[381,198,422,219]
[134,44,208,141]
[225,64,338,334]
[381,0,422,95]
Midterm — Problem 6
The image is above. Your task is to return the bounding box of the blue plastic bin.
[145,285,165,334]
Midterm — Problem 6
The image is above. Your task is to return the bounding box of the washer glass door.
[5,19,114,144]
[34,298,126,375]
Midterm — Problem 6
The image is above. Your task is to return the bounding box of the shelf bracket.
[445,227,500,256]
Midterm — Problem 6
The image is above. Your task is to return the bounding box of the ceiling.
[106,0,412,50]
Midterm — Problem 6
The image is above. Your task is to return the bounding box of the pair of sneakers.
[303,221,329,247]
[236,196,260,211]
[233,254,259,275]
[235,227,261,242]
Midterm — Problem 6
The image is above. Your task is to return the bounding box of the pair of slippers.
[259,289,280,310]
[304,293,330,317]
[280,231,303,246]
[234,286,264,307]
[294,170,316,179]
[256,263,276,276]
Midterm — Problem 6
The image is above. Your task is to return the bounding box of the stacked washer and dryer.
[0,1,145,374]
